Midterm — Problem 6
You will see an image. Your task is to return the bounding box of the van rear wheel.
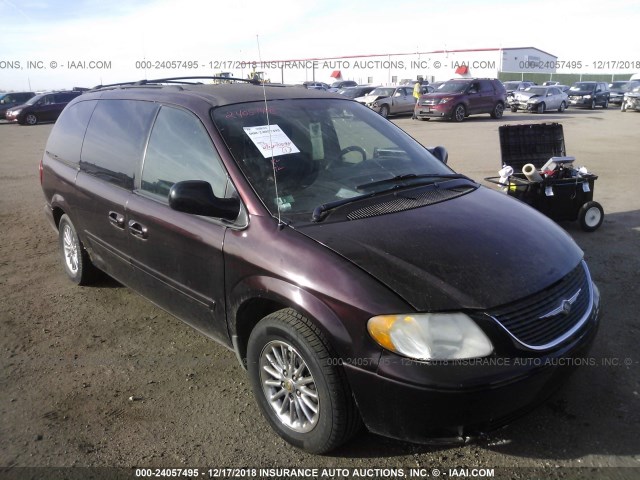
[247,309,361,453]
[58,214,96,285]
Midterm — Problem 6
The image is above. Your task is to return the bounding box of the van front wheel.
[247,309,361,453]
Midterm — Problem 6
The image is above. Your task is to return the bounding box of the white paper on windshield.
[243,125,300,158]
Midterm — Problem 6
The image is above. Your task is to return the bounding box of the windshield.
[337,88,362,99]
[436,82,469,94]
[25,94,45,105]
[368,87,395,97]
[212,98,453,222]
[570,83,595,92]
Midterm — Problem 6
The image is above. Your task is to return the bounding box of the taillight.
[39,158,43,184]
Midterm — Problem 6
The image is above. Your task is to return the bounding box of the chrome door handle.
[128,220,148,239]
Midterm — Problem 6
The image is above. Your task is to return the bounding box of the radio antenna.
[256,34,283,228]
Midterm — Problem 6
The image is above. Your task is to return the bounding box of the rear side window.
[81,100,159,190]
[140,105,227,201]
[45,100,97,165]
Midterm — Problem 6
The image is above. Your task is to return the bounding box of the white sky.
[1,0,639,91]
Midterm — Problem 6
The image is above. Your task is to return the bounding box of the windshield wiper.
[356,173,470,191]
[311,174,475,222]
[311,192,378,222]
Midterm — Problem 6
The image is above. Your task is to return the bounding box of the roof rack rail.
[91,76,260,90]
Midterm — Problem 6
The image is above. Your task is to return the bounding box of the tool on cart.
[486,123,604,232]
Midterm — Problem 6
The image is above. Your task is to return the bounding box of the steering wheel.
[339,145,367,163]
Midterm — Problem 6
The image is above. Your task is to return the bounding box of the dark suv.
[0,91,35,118]
[5,90,83,125]
[567,82,610,109]
[41,77,600,453]
[414,78,506,121]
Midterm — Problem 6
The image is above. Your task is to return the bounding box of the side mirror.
[427,146,448,164]
[169,180,240,220]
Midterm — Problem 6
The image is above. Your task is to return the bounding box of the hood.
[424,92,463,100]
[297,187,582,312]
[514,91,539,101]
[361,94,389,103]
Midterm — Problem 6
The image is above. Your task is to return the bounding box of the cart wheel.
[578,201,604,232]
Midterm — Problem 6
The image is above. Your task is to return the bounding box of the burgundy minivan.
[41,78,600,453]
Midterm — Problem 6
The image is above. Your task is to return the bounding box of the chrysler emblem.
[540,289,581,319]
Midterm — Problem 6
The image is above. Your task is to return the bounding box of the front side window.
[212,99,452,222]
[141,106,227,201]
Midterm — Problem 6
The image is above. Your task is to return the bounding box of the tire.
[490,102,504,119]
[451,104,466,122]
[379,105,389,118]
[590,99,596,110]
[510,106,518,113]
[558,101,566,112]
[25,113,38,125]
[58,214,96,285]
[621,103,626,112]
[578,201,604,232]
[602,99,609,109]
[536,102,546,114]
[247,309,361,454]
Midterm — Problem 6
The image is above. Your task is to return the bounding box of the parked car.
[301,81,330,91]
[542,81,560,86]
[567,82,610,109]
[5,90,83,125]
[510,86,569,113]
[414,78,506,122]
[503,81,536,94]
[609,81,640,106]
[336,85,378,99]
[328,80,358,92]
[503,81,536,106]
[361,86,415,117]
[0,91,35,118]
[621,83,640,111]
[41,79,600,453]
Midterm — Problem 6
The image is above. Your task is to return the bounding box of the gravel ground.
[1,107,639,479]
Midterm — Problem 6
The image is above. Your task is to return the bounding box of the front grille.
[346,186,474,220]
[487,262,592,349]
[421,99,438,106]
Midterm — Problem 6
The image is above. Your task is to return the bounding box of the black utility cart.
[487,123,604,232]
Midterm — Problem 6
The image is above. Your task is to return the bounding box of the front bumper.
[511,101,540,112]
[414,103,453,119]
[568,96,593,107]
[609,94,624,105]
[622,96,640,111]
[344,286,600,443]
[5,112,20,122]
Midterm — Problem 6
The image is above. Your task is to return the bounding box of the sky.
[1,0,639,91]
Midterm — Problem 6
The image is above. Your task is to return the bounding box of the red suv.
[414,78,506,122]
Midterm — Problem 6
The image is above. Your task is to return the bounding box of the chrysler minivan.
[41,78,600,453]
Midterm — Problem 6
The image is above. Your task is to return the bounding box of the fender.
[227,274,361,368]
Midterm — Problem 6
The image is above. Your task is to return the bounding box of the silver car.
[361,86,416,118]
[510,86,569,113]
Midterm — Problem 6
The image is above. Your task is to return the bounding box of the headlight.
[372,102,378,107]
[439,97,453,104]
[9,108,21,115]
[527,99,539,103]
[583,95,592,99]
[367,313,493,361]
